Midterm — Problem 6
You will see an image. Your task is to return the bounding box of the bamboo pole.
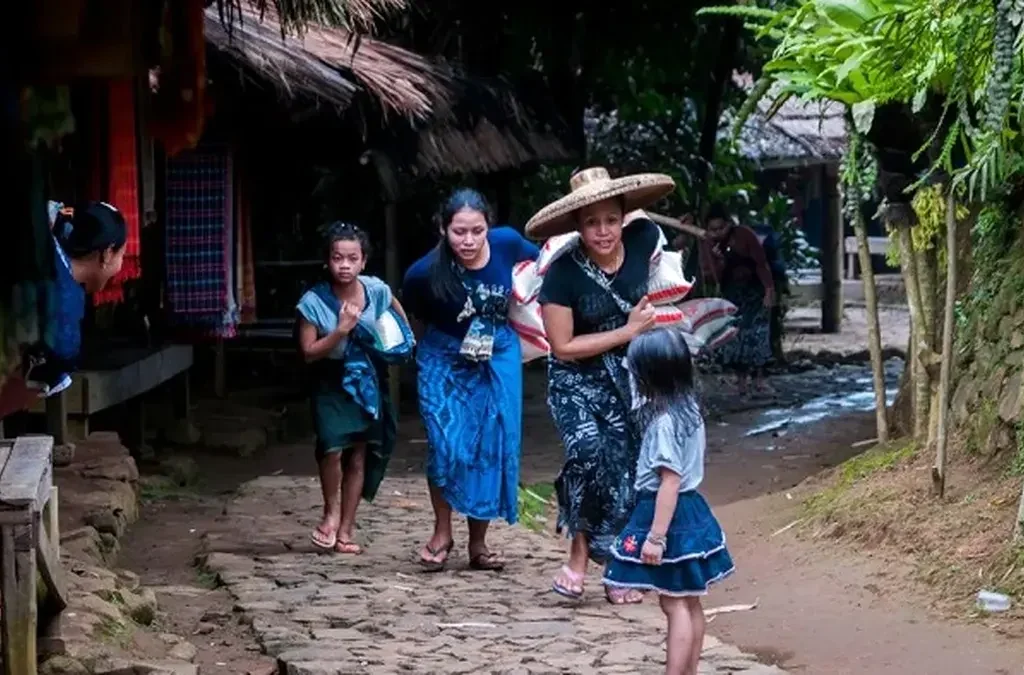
[933,190,957,498]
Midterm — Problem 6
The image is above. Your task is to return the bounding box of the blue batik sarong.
[417,325,522,523]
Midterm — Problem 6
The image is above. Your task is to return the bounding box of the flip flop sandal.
[419,540,454,572]
[468,551,505,571]
[551,565,584,599]
[335,540,362,555]
[310,528,338,551]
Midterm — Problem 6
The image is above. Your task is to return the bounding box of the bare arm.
[542,303,638,362]
[649,468,683,538]
[297,317,346,363]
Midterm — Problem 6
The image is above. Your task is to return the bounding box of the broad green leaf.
[852,99,876,133]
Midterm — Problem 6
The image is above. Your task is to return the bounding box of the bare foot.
[605,586,645,604]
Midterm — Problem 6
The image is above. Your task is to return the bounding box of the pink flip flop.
[551,565,585,599]
[310,527,337,551]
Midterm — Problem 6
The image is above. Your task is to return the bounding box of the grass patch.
[518,482,556,533]
[93,616,132,646]
[139,475,203,504]
[195,565,220,590]
[804,441,917,518]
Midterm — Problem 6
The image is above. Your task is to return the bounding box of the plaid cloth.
[95,79,142,305]
[165,147,233,332]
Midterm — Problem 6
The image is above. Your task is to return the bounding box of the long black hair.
[429,188,493,304]
[53,201,127,259]
[627,326,702,435]
[322,221,371,260]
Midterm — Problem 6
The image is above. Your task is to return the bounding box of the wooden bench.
[0,435,66,675]
[844,236,891,279]
[29,344,193,450]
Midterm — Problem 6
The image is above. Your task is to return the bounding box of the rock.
[61,527,106,564]
[116,569,142,592]
[53,443,76,468]
[79,455,140,483]
[165,421,202,446]
[151,584,211,598]
[246,664,278,675]
[74,594,125,624]
[1014,331,1024,349]
[987,421,1015,454]
[204,426,267,457]
[194,622,217,635]
[94,659,198,675]
[167,641,198,663]
[68,566,118,599]
[1008,351,1024,368]
[983,366,1008,400]
[999,371,1023,422]
[40,656,89,675]
[123,588,159,625]
[951,376,979,423]
[159,456,200,487]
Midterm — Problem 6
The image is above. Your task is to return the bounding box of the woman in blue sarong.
[297,222,414,555]
[402,188,539,572]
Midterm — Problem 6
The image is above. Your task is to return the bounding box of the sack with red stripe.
[647,250,693,306]
[508,295,550,363]
[691,314,739,353]
[511,259,543,305]
[677,297,737,331]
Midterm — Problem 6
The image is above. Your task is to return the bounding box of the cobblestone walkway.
[201,475,787,675]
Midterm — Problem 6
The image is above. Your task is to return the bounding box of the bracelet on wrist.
[646,532,667,547]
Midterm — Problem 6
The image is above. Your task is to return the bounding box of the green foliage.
[752,191,820,272]
[702,0,1024,201]
[804,440,917,517]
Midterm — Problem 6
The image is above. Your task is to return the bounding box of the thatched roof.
[732,72,847,169]
[205,5,446,119]
[211,0,406,36]
[205,6,571,174]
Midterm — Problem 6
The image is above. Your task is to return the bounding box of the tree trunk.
[896,225,931,441]
[933,190,957,498]
[694,17,742,205]
[854,205,889,442]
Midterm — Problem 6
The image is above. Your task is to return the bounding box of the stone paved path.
[201,475,787,675]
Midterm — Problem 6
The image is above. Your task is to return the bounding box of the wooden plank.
[0,436,53,507]
[36,510,67,614]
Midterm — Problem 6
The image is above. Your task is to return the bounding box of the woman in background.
[402,188,538,572]
[698,203,775,396]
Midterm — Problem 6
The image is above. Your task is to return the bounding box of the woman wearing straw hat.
[529,167,675,603]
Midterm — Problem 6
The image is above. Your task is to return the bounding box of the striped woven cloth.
[164,147,234,334]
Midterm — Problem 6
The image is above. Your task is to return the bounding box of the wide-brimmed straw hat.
[524,167,676,239]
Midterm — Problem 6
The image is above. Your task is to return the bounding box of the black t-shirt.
[538,218,661,336]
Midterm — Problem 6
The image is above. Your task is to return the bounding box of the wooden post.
[820,164,844,333]
[214,338,226,398]
[368,150,403,413]
[384,200,401,411]
[1,524,36,675]
[45,392,68,446]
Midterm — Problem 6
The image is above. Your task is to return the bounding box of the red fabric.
[94,79,142,305]
[149,0,207,156]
